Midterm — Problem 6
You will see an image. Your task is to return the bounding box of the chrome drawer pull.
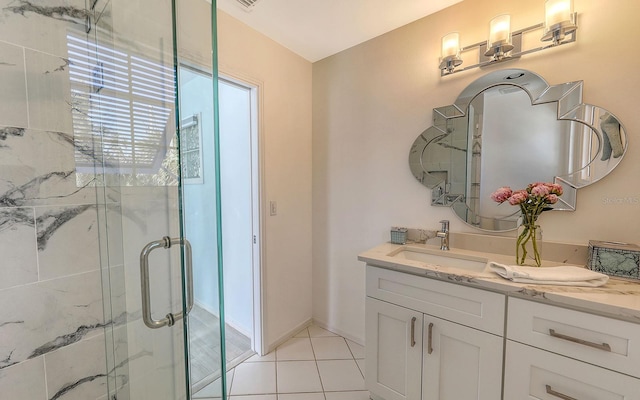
[546,385,578,400]
[410,317,417,347]
[427,322,434,354]
[549,329,612,352]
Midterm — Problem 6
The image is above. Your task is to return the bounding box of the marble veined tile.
[36,203,100,280]
[0,270,107,370]
[100,264,129,396]
[125,321,188,400]
[0,207,38,289]
[0,0,88,58]
[25,48,74,135]
[108,323,131,396]
[120,187,183,314]
[45,333,108,400]
[0,128,97,207]
[0,356,47,399]
[99,202,125,267]
[0,41,28,128]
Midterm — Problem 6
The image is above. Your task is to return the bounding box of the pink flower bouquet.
[491,182,563,267]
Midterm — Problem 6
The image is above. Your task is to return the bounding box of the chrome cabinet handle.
[427,322,434,354]
[549,329,612,352]
[410,317,417,347]
[140,236,194,329]
[546,385,578,400]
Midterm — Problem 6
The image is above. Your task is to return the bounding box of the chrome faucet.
[436,220,450,251]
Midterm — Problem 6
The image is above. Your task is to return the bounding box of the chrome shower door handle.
[140,236,194,329]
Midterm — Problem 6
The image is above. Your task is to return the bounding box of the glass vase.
[516,223,542,267]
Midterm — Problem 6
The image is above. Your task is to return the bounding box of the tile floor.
[194,324,369,400]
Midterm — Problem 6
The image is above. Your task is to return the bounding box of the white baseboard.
[224,316,252,338]
[265,318,313,355]
[194,300,253,339]
[312,319,364,346]
[195,300,220,318]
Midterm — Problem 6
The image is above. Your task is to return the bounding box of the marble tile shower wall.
[0,1,116,399]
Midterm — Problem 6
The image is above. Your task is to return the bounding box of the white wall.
[312,0,640,343]
[181,68,220,315]
[219,79,254,335]
[182,69,254,339]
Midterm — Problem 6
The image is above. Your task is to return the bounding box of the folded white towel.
[489,262,609,287]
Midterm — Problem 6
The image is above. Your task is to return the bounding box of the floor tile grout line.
[344,339,367,381]
[226,368,235,399]
[273,332,280,398]
[343,337,366,380]
[307,328,328,400]
[355,359,365,380]
[311,336,358,362]
[228,326,368,399]
[274,350,279,396]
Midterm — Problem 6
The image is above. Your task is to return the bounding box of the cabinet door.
[504,341,640,400]
[422,316,503,400]
[366,297,423,400]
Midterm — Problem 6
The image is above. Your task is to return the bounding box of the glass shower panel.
[87,1,222,399]
[0,0,221,399]
[86,0,190,398]
[175,0,227,396]
[179,66,223,394]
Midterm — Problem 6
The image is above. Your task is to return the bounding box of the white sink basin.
[388,246,488,272]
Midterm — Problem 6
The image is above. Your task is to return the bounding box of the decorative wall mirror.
[409,69,627,231]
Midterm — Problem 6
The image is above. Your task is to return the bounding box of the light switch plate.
[270,201,277,216]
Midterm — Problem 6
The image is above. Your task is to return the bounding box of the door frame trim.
[219,71,265,356]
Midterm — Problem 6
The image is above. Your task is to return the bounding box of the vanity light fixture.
[485,15,514,61]
[541,0,577,45]
[439,32,463,73]
[439,2,578,76]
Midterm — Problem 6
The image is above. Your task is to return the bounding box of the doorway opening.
[179,65,263,394]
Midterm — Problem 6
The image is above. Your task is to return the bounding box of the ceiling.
[216,0,463,62]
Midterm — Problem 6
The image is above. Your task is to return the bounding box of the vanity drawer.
[504,341,640,400]
[507,297,640,378]
[366,266,505,335]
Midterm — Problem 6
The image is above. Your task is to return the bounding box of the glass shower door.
[84,1,223,399]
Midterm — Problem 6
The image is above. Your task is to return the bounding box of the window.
[67,33,178,186]
[180,114,203,184]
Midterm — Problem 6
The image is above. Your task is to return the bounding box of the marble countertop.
[358,242,640,324]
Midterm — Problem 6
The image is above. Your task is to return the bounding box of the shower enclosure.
[0,0,225,399]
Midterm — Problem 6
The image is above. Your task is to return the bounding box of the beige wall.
[210,10,313,350]
[217,11,314,350]
[312,0,640,342]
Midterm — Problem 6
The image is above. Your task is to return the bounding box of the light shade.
[488,14,511,48]
[484,14,514,59]
[439,32,463,73]
[441,32,460,59]
[542,0,577,43]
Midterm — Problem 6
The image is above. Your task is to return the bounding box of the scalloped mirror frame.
[409,68,628,231]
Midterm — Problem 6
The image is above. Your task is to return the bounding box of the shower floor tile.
[190,304,252,391]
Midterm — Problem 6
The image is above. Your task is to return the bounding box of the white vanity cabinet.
[366,297,423,400]
[504,297,640,399]
[421,315,503,400]
[365,266,505,400]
